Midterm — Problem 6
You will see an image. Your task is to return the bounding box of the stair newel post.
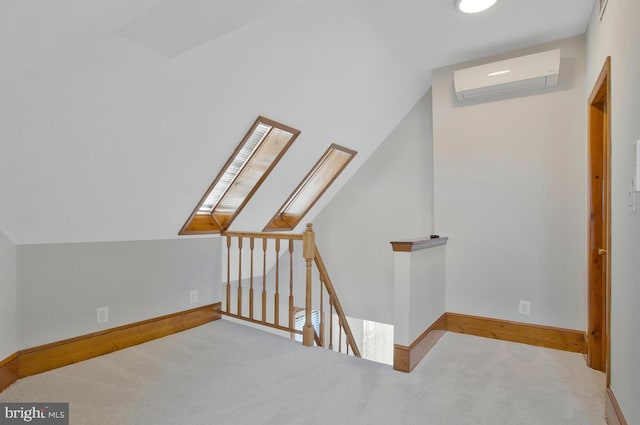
[302,223,316,347]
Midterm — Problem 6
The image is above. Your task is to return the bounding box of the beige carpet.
[0,319,606,425]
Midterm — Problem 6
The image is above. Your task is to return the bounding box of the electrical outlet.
[97,306,109,324]
[518,300,531,316]
[190,290,198,304]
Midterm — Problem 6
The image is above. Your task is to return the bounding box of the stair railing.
[313,245,361,357]
[221,223,360,357]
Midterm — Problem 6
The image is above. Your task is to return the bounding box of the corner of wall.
[585,1,640,423]
[313,90,435,324]
[0,228,17,361]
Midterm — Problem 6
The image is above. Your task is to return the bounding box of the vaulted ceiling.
[0,0,594,244]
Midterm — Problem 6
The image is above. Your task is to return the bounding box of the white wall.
[433,36,587,330]
[17,237,221,348]
[313,91,434,325]
[408,245,446,343]
[0,229,17,360]
[393,244,446,346]
[0,0,428,245]
[585,1,640,422]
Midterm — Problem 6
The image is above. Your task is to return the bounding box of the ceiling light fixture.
[454,0,499,14]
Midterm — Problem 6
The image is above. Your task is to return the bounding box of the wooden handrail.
[220,224,360,358]
[222,230,303,240]
[313,246,361,358]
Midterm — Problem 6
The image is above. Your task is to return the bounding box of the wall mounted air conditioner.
[454,49,561,102]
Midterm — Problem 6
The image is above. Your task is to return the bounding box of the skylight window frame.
[263,143,356,232]
[180,116,300,235]
[197,122,272,215]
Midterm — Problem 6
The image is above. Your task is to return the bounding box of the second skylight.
[264,144,356,231]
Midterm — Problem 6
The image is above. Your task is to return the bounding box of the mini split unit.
[454,49,561,102]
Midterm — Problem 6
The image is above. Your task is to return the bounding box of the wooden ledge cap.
[390,237,448,252]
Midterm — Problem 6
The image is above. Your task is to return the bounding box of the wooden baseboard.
[393,312,587,373]
[0,353,19,393]
[394,313,447,373]
[606,387,628,425]
[446,312,587,353]
[17,303,221,379]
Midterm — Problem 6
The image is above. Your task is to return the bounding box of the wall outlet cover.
[97,306,109,324]
[518,300,531,316]
[190,290,198,304]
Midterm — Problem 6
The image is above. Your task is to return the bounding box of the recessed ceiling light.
[454,0,499,14]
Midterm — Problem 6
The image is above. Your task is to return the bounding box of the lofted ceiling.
[0,0,595,244]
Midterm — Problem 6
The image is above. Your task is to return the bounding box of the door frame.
[587,56,611,383]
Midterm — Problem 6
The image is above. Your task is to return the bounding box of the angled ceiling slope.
[0,0,594,244]
[115,0,305,58]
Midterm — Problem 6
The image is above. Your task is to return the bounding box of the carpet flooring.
[0,319,606,425]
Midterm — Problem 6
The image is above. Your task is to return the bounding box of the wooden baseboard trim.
[394,313,447,373]
[446,312,587,353]
[606,387,628,425]
[0,353,19,393]
[393,312,586,373]
[17,303,221,379]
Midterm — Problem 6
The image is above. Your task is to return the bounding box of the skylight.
[264,144,356,231]
[198,123,271,214]
[180,117,300,235]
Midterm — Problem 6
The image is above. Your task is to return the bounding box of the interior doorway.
[587,56,611,381]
